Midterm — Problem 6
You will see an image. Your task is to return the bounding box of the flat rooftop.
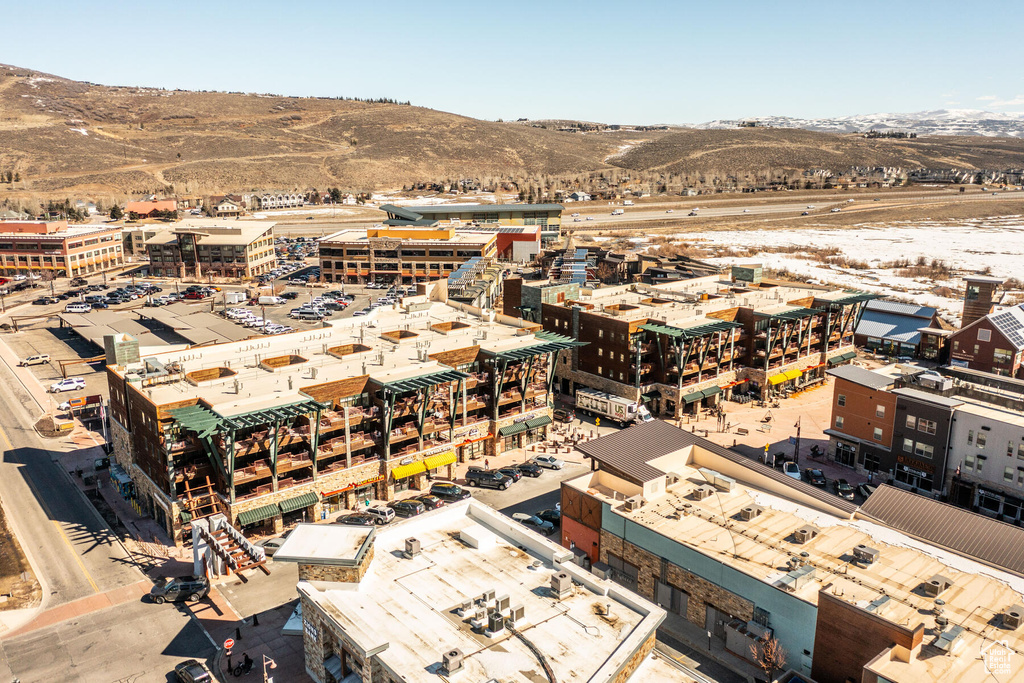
[145,221,275,246]
[273,524,373,566]
[297,500,663,683]
[566,443,1024,683]
[111,301,544,411]
[320,228,494,246]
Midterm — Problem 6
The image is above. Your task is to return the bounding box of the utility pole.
[794,416,801,467]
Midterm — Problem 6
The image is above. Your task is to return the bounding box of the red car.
[183,291,206,300]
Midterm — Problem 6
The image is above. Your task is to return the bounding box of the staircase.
[192,514,270,581]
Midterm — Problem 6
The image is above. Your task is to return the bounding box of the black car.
[338,512,377,526]
[430,482,472,502]
[803,468,827,487]
[536,509,561,526]
[414,495,445,510]
[389,499,426,518]
[517,463,543,478]
[465,468,512,490]
[149,575,210,604]
[833,479,855,500]
[281,291,299,299]
[497,466,523,482]
[174,659,213,683]
[90,301,109,309]
[512,513,556,536]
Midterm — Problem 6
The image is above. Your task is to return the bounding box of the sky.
[2,0,1021,124]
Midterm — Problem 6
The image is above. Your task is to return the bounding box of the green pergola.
[640,320,741,340]
[754,308,824,371]
[821,291,878,306]
[818,291,877,350]
[640,321,742,393]
[220,399,329,430]
[483,336,583,425]
[380,370,469,395]
[756,307,822,321]
[379,369,470,455]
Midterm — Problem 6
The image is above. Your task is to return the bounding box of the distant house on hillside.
[255,193,305,210]
[210,195,243,217]
[125,199,178,219]
[566,191,591,202]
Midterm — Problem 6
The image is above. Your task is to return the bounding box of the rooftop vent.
[1004,605,1024,630]
[486,611,505,636]
[865,595,891,615]
[692,485,716,501]
[932,625,965,653]
[404,537,420,559]
[441,648,464,675]
[550,572,572,599]
[739,505,764,521]
[922,574,952,598]
[794,525,820,544]
[853,544,880,564]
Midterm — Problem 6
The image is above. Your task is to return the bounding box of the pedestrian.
[485,458,490,469]
[868,471,873,484]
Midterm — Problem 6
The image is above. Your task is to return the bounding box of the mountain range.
[693,109,1024,138]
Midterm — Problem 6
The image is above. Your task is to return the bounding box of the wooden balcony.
[389,425,418,444]
[497,390,522,406]
[234,460,272,484]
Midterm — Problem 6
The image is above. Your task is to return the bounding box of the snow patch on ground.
[68,128,88,136]
[254,207,357,217]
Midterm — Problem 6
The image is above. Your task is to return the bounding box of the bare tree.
[751,635,787,683]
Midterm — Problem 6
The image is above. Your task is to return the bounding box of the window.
[834,416,844,429]
[876,405,886,418]
[914,443,934,458]
[903,438,914,453]
[1006,466,1015,483]
[978,328,992,342]
[994,348,1014,364]
[1018,469,1024,486]
[906,415,917,429]
[966,454,976,470]
[598,348,603,357]
[975,344,981,355]
[597,366,603,376]
[1019,444,1024,460]
[873,427,883,442]
[977,455,986,473]
[837,394,846,407]
[978,433,987,448]
[598,329,604,339]
[1010,442,1016,459]
[968,430,974,445]
[918,419,937,435]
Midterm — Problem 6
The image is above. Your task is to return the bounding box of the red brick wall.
[561,515,600,562]
[831,377,897,448]
[950,319,1023,378]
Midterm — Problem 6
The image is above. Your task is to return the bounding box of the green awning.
[278,491,319,514]
[827,356,843,366]
[842,350,858,361]
[237,503,281,526]
[179,510,192,523]
[525,415,552,430]
[500,421,530,437]
[485,340,583,362]
[682,391,704,404]
[700,386,722,399]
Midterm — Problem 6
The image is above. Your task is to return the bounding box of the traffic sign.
[224,638,234,651]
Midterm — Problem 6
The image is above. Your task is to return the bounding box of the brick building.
[145,221,276,279]
[0,220,125,278]
[948,303,1024,378]
[823,364,898,472]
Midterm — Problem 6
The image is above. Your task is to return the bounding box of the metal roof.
[989,305,1024,351]
[865,299,936,319]
[380,369,469,394]
[816,291,878,306]
[826,365,896,389]
[859,484,1024,577]
[855,310,928,345]
[757,307,822,321]
[640,320,741,339]
[890,387,964,408]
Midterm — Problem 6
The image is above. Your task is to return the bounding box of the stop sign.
[224,638,234,651]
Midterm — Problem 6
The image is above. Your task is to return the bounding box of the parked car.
[363,506,395,525]
[536,509,561,527]
[833,478,855,500]
[50,377,86,393]
[338,512,377,526]
[512,512,556,536]
[256,535,288,557]
[173,659,214,683]
[782,461,801,481]
[497,466,523,482]
[414,495,445,510]
[517,463,544,478]
[531,455,565,470]
[388,499,426,518]
[19,354,51,366]
[430,482,471,502]
[90,301,109,309]
[33,296,59,305]
[803,468,827,487]
[149,575,210,604]
[552,408,574,423]
[857,483,877,499]
[465,468,512,490]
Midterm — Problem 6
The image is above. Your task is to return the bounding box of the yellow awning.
[424,451,456,471]
[768,373,788,385]
[783,368,803,381]
[391,461,426,480]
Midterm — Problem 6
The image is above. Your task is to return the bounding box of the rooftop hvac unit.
[457,600,473,617]
[441,648,464,675]
[740,505,764,521]
[509,604,525,625]
[624,495,644,512]
[1004,605,1024,630]
[923,574,952,598]
[932,625,965,653]
[865,595,891,615]
[487,611,505,634]
[550,572,572,598]
[794,525,820,544]
[853,544,880,564]
[692,485,715,501]
[480,588,496,604]
[404,537,420,559]
[495,594,510,612]
[591,562,611,580]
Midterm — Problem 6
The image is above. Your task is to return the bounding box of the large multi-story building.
[381,202,563,244]
[503,274,875,413]
[105,296,576,544]
[273,501,672,683]
[0,220,125,278]
[318,226,497,285]
[948,302,1024,378]
[144,221,276,279]
[562,420,1024,683]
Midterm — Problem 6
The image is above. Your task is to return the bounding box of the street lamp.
[263,655,277,683]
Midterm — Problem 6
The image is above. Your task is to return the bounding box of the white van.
[258,295,286,305]
[65,302,91,313]
[611,209,624,216]
[292,310,324,321]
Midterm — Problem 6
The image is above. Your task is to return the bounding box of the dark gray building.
[889,387,962,495]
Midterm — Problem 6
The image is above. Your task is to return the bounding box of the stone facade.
[610,632,656,683]
[298,545,373,584]
[600,530,754,628]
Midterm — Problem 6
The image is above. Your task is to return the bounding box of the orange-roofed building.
[125,199,178,218]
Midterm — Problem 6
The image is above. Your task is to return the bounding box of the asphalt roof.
[865,299,936,318]
[825,364,896,389]
[859,484,1024,577]
[855,310,929,344]
[890,387,964,408]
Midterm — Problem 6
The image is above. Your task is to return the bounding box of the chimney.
[961,276,1003,328]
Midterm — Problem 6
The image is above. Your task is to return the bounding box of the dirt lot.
[0,503,41,611]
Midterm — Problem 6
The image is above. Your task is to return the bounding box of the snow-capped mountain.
[694,110,1024,137]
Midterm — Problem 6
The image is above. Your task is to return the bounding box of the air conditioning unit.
[495,594,510,612]
[923,574,952,598]
[481,588,496,603]
[624,495,644,512]
[509,604,526,625]
[591,562,611,580]
[853,544,880,564]
[1004,605,1024,630]
[692,485,715,501]
[404,537,420,559]
[794,525,820,544]
[442,648,464,675]
[740,505,764,521]
[487,611,505,635]
[551,572,572,598]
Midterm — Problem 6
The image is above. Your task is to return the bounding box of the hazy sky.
[3,0,1020,124]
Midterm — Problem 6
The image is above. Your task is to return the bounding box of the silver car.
[531,455,565,470]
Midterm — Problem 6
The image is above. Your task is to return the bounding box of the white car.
[64,302,91,313]
[743,209,750,213]
[830,208,841,213]
[585,216,594,221]
[13,275,27,281]
[531,455,565,470]
[806,205,815,209]
[50,377,86,393]
[665,209,673,213]
[783,461,801,481]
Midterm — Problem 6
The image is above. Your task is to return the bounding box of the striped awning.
[682,391,704,404]
[237,503,281,526]
[279,491,319,514]
[424,451,456,470]
[782,368,803,381]
[391,461,426,480]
